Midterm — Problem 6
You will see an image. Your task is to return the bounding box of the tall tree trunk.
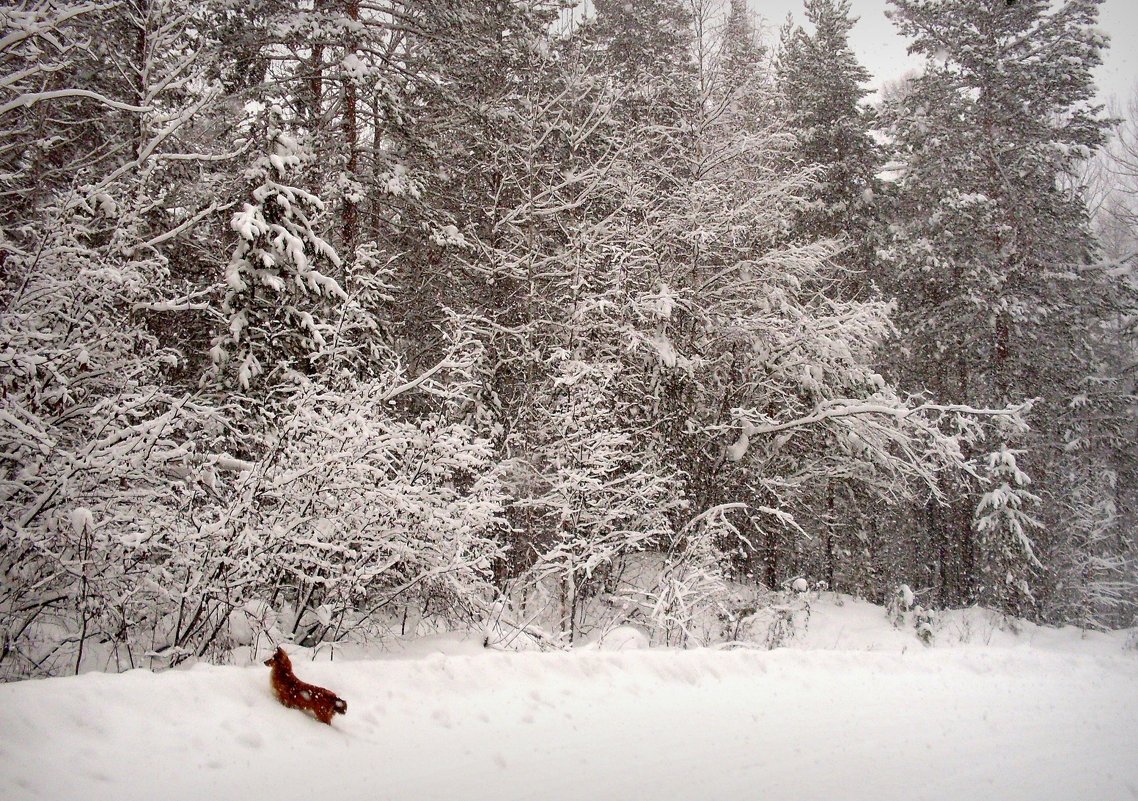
[824,484,837,590]
[341,0,359,251]
[309,0,325,128]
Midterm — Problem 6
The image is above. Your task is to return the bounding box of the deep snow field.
[2,595,1136,801]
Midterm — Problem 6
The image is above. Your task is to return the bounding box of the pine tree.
[582,0,697,147]
[776,0,880,291]
[720,0,767,95]
[880,0,1132,613]
[774,0,887,594]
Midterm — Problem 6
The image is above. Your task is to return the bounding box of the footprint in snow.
[234,730,263,749]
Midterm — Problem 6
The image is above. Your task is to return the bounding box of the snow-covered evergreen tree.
[210,126,347,391]
[880,0,1134,611]
[776,0,880,294]
[584,0,697,130]
[774,0,888,592]
[720,0,766,91]
[974,447,1043,614]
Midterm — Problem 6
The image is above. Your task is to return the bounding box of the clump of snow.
[431,224,467,247]
[650,332,678,368]
[91,192,117,217]
[226,600,278,647]
[68,507,94,536]
[724,430,749,462]
[650,284,675,320]
[379,164,421,198]
[341,53,368,81]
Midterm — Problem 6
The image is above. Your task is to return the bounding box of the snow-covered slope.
[2,596,1136,801]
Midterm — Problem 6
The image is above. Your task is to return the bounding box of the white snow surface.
[2,595,1136,801]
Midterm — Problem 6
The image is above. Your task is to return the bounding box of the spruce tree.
[774,0,886,594]
[211,126,347,391]
[582,0,697,146]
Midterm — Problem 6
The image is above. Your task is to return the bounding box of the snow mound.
[2,597,1136,801]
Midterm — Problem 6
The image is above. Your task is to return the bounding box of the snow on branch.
[734,398,1031,440]
[0,89,150,119]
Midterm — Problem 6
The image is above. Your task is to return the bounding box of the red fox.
[264,647,347,725]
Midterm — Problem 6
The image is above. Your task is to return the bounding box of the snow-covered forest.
[2,0,1137,681]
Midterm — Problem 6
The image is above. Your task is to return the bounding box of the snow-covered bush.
[0,198,236,678]
[1046,466,1138,630]
[716,583,813,650]
[0,251,506,675]
[886,584,916,629]
[504,356,689,642]
[628,506,743,647]
[197,378,510,653]
[886,584,935,646]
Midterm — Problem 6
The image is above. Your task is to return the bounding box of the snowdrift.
[2,596,1136,801]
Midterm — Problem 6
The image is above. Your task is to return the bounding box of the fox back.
[264,647,347,725]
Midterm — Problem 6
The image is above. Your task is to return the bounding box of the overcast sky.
[748,0,1138,105]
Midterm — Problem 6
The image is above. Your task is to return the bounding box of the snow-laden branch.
[0,89,150,119]
[379,349,465,403]
[678,502,748,534]
[138,202,223,252]
[0,61,69,93]
[63,106,246,213]
[0,2,113,54]
[737,399,1030,440]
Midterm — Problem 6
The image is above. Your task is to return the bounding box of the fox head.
[264,647,291,670]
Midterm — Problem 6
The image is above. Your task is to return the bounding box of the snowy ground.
[2,596,1136,801]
